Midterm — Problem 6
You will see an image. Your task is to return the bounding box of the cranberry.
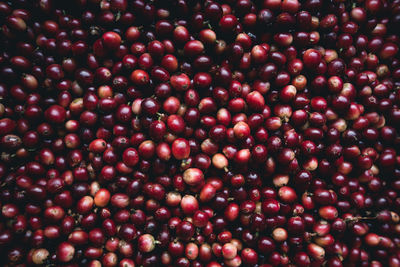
[138,234,156,253]
[56,242,75,262]
[44,105,66,124]
[102,31,122,50]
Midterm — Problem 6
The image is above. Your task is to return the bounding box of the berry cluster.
[0,0,400,266]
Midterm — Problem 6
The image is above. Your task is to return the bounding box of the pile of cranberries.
[0,0,400,266]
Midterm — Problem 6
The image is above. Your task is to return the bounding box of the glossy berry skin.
[171,73,191,91]
[172,138,190,160]
[138,234,156,253]
[122,148,139,166]
[102,32,121,50]
[44,105,66,124]
[303,49,321,68]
